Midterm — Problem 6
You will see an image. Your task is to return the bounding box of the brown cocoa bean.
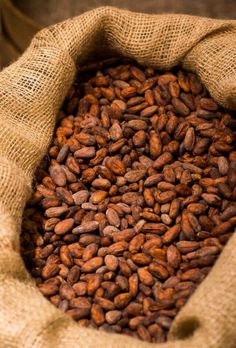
[45,206,68,218]
[148,263,169,280]
[49,165,67,187]
[162,224,181,244]
[153,152,173,170]
[72,221,99,234]
[124,170,146,183]
[54,219,74,235]
[138,268,154,286]
[81,257,103,273]
[21,60,236,344]
[106,157,126,176]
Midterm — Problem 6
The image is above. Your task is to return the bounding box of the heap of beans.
[21,59,236,343]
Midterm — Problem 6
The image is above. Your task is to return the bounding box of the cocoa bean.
[72,221,99,234]
[49,165,67,187]
[54,219,74,235]
[21,60,236,344]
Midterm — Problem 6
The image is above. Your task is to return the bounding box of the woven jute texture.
[0,6,236,348]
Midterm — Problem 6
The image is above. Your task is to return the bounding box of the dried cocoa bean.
[21,60,236,343]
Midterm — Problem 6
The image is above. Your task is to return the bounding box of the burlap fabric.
[0,6,236,348]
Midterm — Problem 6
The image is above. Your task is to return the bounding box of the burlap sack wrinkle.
[0,6,235,348]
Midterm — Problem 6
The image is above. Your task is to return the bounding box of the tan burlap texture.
[0,6,236,348]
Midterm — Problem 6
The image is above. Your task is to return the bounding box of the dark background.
[1,0,236,68]
[13,0,236,26]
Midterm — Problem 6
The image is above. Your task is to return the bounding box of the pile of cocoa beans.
[21,58,236,343]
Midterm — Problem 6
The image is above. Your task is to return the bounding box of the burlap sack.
[0,6,236,348]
